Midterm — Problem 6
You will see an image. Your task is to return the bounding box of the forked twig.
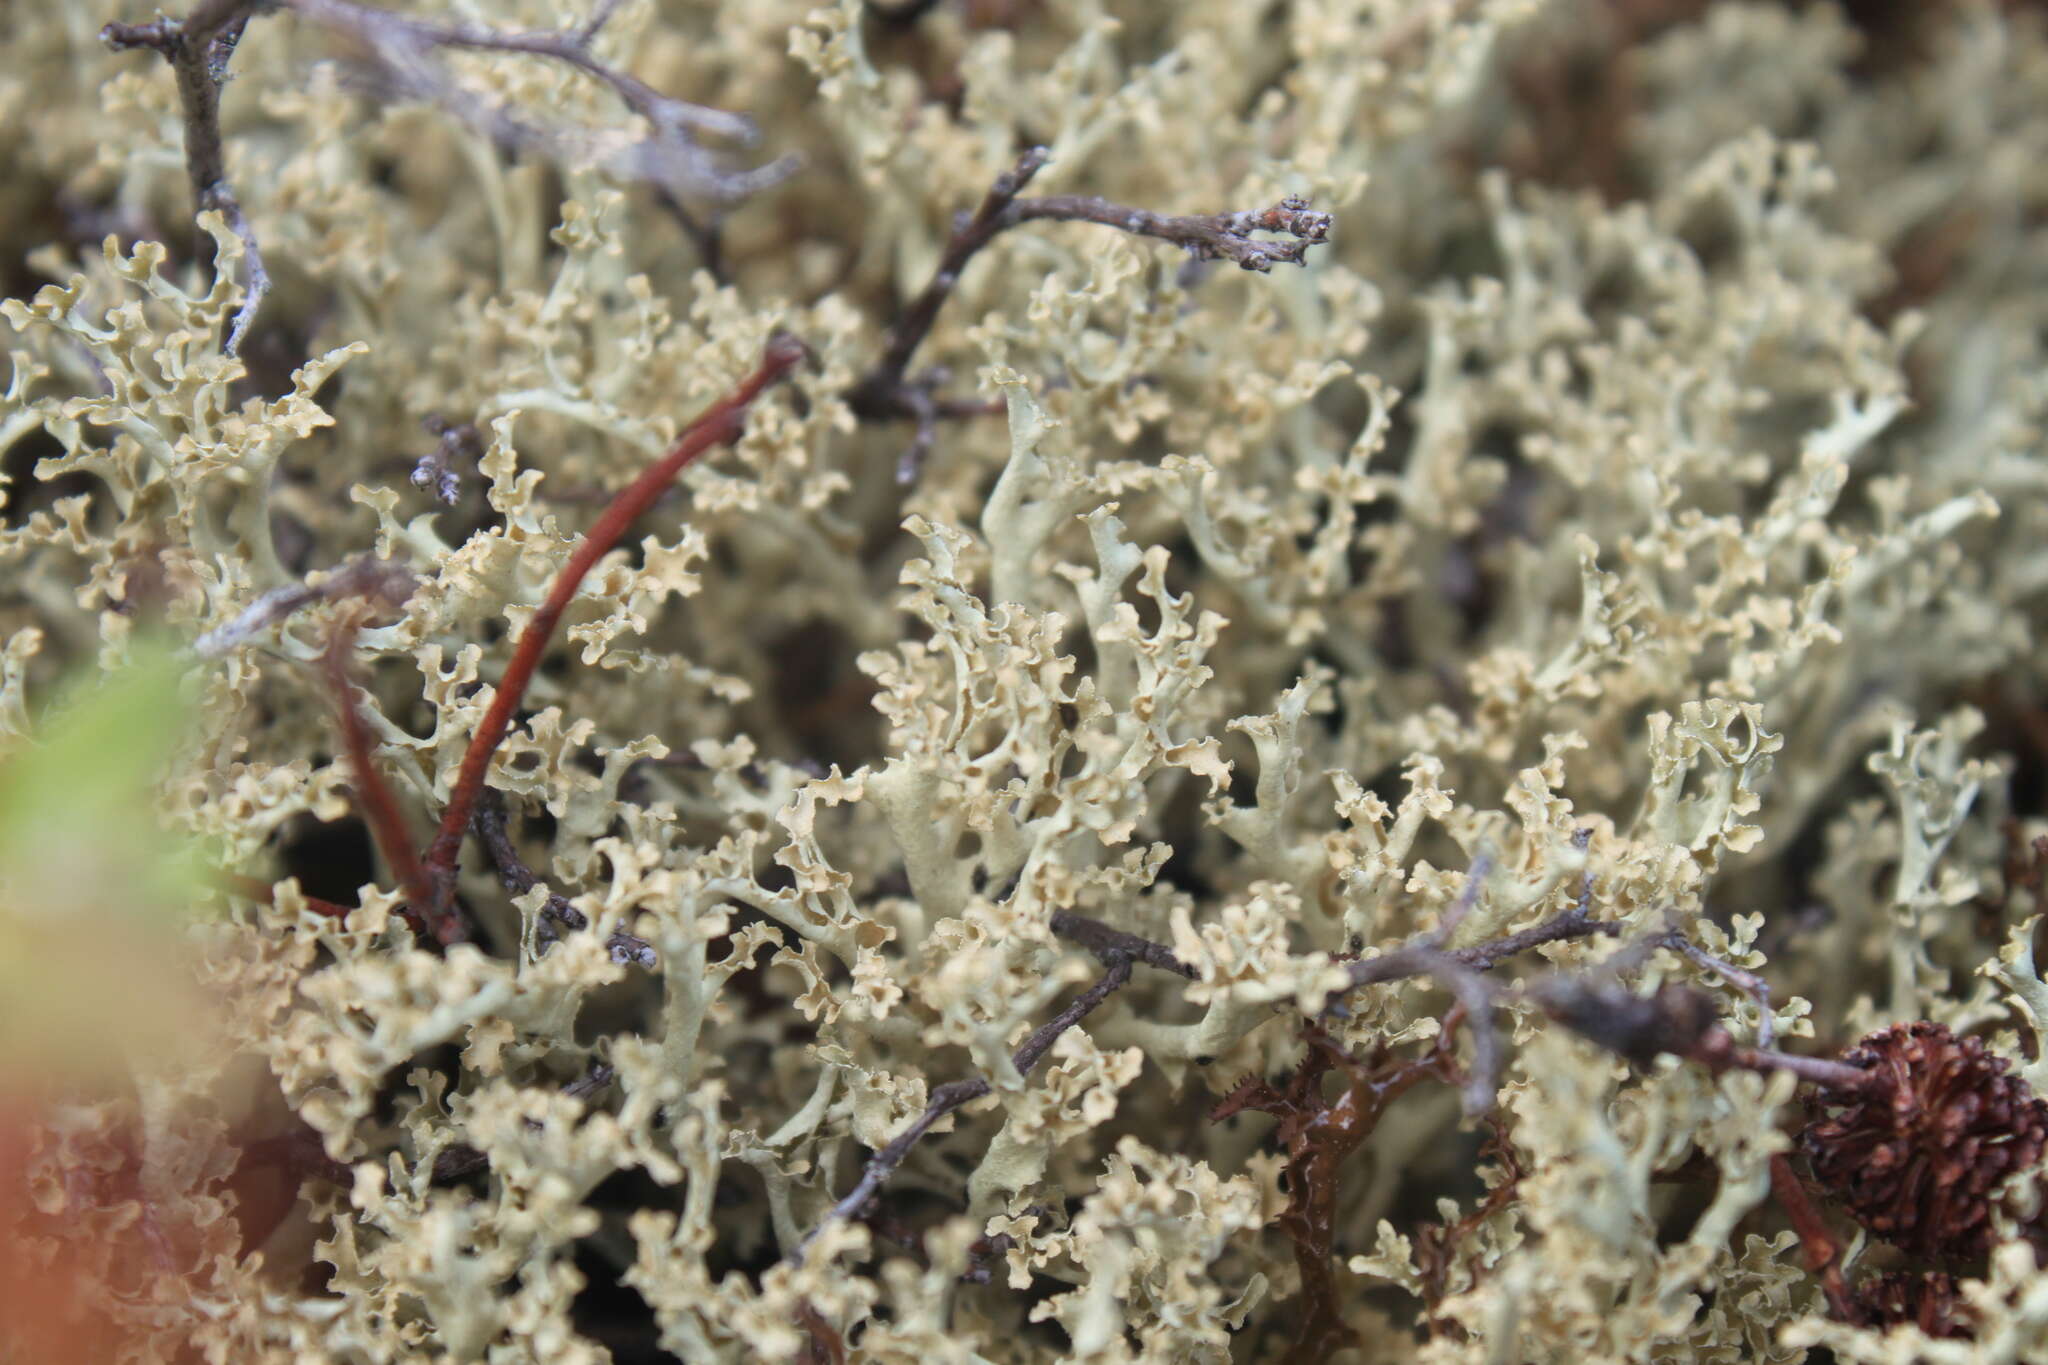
[103,0,788,344]
[471,786,657,967]
[196,554,412,657]
[287,0,797,205]
[102,0,271,354]
[847,147,1334,475]
[792,953,1135,1259]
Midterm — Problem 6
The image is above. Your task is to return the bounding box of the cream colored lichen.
[6,0,2048,1361]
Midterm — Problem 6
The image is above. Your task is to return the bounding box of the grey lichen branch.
[791,952,1136,1261]
[847,145,1333,476]
[102,0,274,356]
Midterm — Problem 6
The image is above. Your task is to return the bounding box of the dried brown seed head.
[1851,1270,1971,1339]
[1801,1021,2048,1259]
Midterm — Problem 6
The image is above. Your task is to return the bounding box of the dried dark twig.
[1770,1153,1858,1322]
[287,0,797,206]
[846,146,1333,477]
[196,553,412,657]
[1330,896,1618,1114]
[430,1061,617,1183]
[102,0,272,354]
[792,1300,848,1365]
[472,786,588,936]
[105,0,784,325]
[1413,1114,1524,1338]
[792,953,1135,1259]
[1664,928,1777,1048]
[1340,904,1622,998]
[475,785,657,970]
[867,0,948,26]
[1531,974,1881,1092]
[1048,908,1197,979]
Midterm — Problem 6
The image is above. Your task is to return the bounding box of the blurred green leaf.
[0,640,220,1086]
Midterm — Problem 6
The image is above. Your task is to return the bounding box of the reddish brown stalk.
[1769,1153,1858,1322]
[1414,1115,1524,1339]
[220,872,377,927]
[321,612,450,942]
[792,1301,847,1365]
[1209,1022,1452,1359]
[422,336,806,910]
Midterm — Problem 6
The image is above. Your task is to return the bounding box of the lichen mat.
[3,1,2047,1362]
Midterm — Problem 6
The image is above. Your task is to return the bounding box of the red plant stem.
[322,612,446,940]
[422,336,805,907]
[1770,1153,1858,1322]
[221,872,371,925]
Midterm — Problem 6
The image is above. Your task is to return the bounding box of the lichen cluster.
[4,1,2048,1361]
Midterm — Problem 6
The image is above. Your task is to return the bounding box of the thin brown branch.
[286,0,796,204]
[1208,1022,1452,1359]
[1414,1114,1524,1338]
[471,786,658,967]
[846,147,1334,470]
[220,871,377,928]
[1770,1153,1859,1322]
[195,553,412,656]
[1048,909,1197,979]
[102,1,272,354]
[422,336,807,915]
[793,953,1134,1259]
[1665,929,1777,1048]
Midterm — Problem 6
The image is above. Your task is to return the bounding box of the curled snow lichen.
[6,1,2048,1362]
